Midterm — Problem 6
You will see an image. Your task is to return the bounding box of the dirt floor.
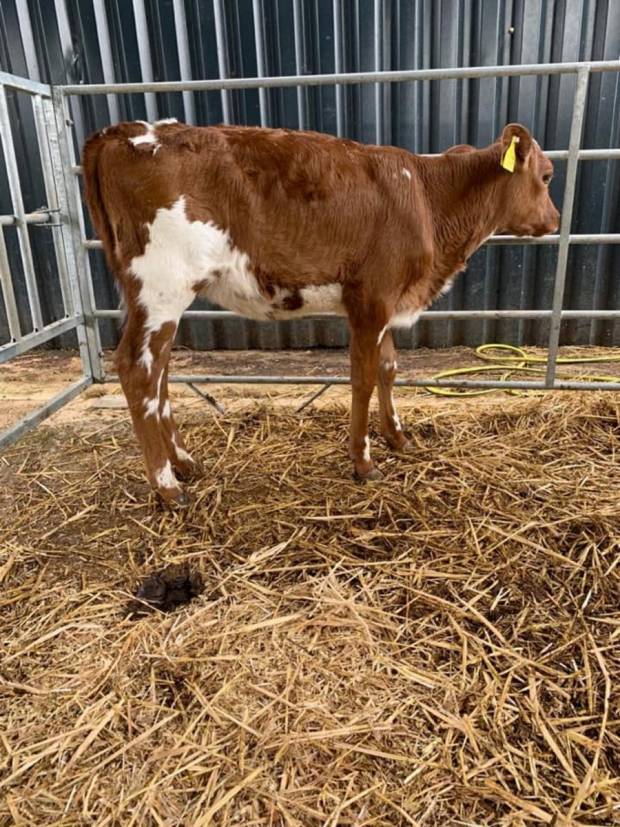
[2,345,620,431]
[1,349,620,825]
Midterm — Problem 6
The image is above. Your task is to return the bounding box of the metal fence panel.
[0,0,618,350]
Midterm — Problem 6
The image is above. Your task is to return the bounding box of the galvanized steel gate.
[0,58,619,448]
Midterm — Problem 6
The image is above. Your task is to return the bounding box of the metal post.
[32,94,74,317]
[132,0,158,122]
[292,0,307,129]
[545,67,589,387]
[213,0,232,123]
[373,0,384,144]
[0,227,21,340]
[53,0,87,149]
[0,85,44,331]
[333,0,345,137]
[252,0,270,126]
[92,0,121,124]
[172,0,196,124]
[48,89,104,381]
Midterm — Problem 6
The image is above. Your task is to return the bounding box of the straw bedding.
[1,392,619,825]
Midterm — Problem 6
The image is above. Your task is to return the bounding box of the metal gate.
[1,58,620,448]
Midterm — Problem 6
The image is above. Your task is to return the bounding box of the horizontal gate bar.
[0,210,54,226]
[0,315,84,364]
[82,233,620,251]
[59,59,620,96]
[0,376,92,450]
[92,308,620,321]
[160,374,620,392]
[0,70,52,96]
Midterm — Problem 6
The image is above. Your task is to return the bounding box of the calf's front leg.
[348,326,382,480]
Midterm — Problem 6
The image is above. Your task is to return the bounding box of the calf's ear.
[499,124,533,168]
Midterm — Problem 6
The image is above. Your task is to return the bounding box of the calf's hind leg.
[116,316,187,504]
[158,364,201,480]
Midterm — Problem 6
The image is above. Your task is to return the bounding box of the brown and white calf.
[82,120,559,504]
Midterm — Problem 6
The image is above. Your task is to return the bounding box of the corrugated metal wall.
[1,0,619,351]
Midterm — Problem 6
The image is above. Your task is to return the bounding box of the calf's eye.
[542,174,552,186]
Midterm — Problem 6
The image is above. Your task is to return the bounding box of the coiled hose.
[425,343,620,396]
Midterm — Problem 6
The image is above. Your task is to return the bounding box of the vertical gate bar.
[42,94,93,375]
[0,85,44,331]
[373,0,384,144]
[292,0,307,129]
[252,0,270,126]
[333,0,345,137]
[53,0,86,149]
[32,94,74,317]
[132,0,158,122]
[48,89,104,381]
[172,0,196,124]
[93,0,121,124]
[14,1,40,81]
[545,67,589,387]
[0,227,22,341]
[213,0,232,123]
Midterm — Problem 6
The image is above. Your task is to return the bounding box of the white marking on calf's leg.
[162,400,171,418]
[362,435,371,464]
[144,397,159,418]
[155,460,178,490]
[172,433,194,464]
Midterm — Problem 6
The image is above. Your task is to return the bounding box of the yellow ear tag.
[501,135,519,173]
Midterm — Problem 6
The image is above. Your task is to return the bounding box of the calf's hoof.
[156,487,191,508]
[354,466,384,482]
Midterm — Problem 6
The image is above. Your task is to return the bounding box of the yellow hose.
[424,344,620,397]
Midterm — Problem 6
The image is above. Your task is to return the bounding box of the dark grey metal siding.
[1,0,619,350]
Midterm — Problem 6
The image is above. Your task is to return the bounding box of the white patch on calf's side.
[155,460,178,490]
[297,284,344,316]
[131,195,345,327]
[155,118,178,125]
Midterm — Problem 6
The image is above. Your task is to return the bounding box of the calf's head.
[495,124,560,237]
